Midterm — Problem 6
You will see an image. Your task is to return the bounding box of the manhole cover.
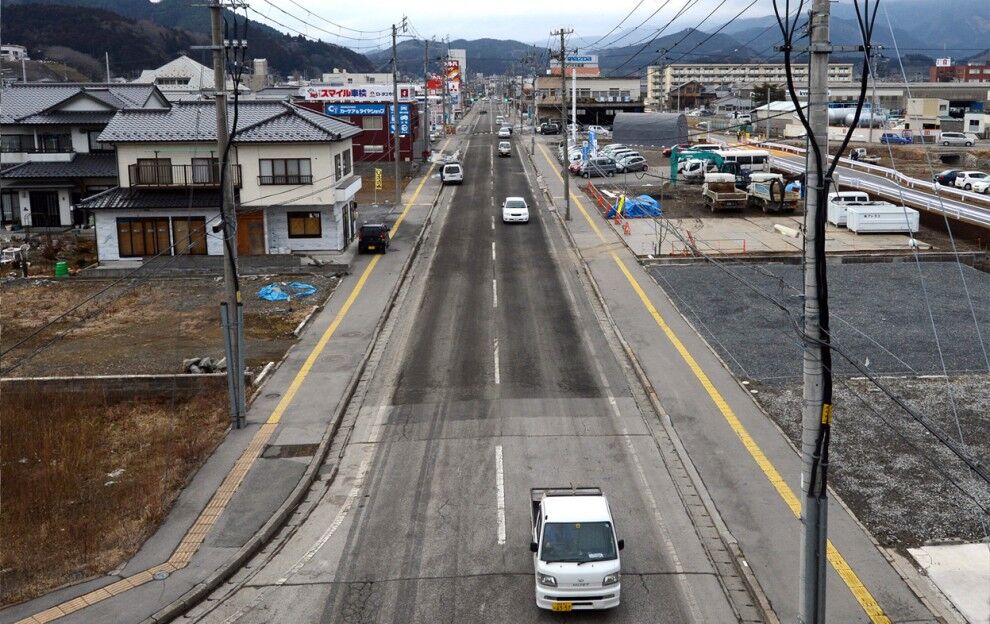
[153,571,170,581]
[262,443,320,459]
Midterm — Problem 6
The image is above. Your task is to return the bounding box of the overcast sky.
[258,0,791,50]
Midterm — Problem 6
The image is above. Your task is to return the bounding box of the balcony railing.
[128,163,242,188]
[258,175,313,185]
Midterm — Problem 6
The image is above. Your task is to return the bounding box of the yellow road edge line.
[534,138,888,623]
[18,141,451,624]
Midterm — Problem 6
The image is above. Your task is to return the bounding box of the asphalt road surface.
[191,104,744,622]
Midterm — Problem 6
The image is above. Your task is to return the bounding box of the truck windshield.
[541,522,617,563]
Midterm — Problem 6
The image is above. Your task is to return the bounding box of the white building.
[321,69,394,86]
[646,63,855,106]
[133,55,246,101]
[0,45,29,61]
[78,101,362,263]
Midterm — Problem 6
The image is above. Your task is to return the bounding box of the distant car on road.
[538,122,561,135]
[441,162,463,185]
[498,140,512,157]
[496,115,505,125]
[954,171,990,193]
[880,133,912,144]
[939,132,977,147]
[933,169,960,186]
[358,223,390,254]
[478,110,488,115]
[502,196,530,223]
[498,126,512,138]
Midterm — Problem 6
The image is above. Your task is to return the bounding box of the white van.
[827,190,870,226]
[531,487,623,611]
[441,162,463,185]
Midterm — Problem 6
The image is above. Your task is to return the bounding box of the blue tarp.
[258,282,318,301]
[607,194,662,219]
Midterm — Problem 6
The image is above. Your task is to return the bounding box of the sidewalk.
[2,143,457,624]
[525,137,950,624]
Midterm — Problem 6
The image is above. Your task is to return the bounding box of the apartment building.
[1,83,170,228]
[534,76,643,126]
[646,63,854,106]
[929,62,990,83]
[77,100,362,262]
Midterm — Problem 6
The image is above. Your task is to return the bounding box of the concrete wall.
[265,204,344,252]
[94,208,224,261]
[0,373,227,406]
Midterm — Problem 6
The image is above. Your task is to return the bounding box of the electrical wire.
[582,0,649,51]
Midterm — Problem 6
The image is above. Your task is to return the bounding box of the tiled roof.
[1,153,118,179]
[17,111,117,125]
[76,187,223,210]
[99,101,361,143]
[0,83,164,123]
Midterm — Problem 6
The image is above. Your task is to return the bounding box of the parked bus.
[713,149,771,173]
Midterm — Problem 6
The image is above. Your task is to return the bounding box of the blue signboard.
[324,103,387,116]
[388,103,411,136]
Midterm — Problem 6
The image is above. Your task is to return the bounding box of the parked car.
[358,223,390,254]
[600,144,628,156]
[662,143,692,157]
[579,156,617,178]
[567,123,582,134]
[954,171,990,193]
[498,126,512,138]
[568,159,584,174]
[441,162,464,185]
[933,169,960,186]
[939,132,977,147]
[502,196,530,223]
[615,154,648,173]
[538,122,561,135]
[498,140,512,157]
[609,149,639,161]
[880,133,912,144]
[586,124,612,138]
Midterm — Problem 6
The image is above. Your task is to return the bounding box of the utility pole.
[766,85,772,140]
[441,40,449,129]
[422,38,430,162]
[208,0,245,428]
[799,0,832,621]
[391,21,403,205]
[552,28,573,220]
[21,58,26,82]
[105,52,111,83]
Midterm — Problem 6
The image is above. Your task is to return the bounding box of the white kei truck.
[529,487,624,612]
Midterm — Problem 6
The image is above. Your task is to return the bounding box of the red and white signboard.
[935,57,952,67]
[299,84,416,102]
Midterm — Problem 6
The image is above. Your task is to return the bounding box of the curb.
[143,177,447,624]
[525,146,779,624]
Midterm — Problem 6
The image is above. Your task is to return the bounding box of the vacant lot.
[0,391,228,605]
[1,273,339,377]
[651,261,990,548]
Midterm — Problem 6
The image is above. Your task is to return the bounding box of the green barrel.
[54,261,69,277]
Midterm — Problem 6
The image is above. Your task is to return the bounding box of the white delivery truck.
[530,487,624,612]
[826,191,871,226]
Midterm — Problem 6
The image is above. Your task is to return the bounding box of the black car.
[479,110,488,115]
[358,223,390,254]
[934,169,960,186]
[538,122,561,135]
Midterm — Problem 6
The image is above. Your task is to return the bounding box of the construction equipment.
[747,173,800,212]
[702,173,747,211]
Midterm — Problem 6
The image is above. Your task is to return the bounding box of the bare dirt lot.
[0,391,228,605]
[0,273,339,377]
[650,261,990,549]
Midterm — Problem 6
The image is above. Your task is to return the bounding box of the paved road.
[187,104,744,622]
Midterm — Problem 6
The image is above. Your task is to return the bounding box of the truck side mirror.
[617,539,625,551]
[530,542,539,553]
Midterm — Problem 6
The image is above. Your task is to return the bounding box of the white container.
[827,191,871,226]
[846,204,919,233]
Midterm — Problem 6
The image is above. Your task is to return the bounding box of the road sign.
[374,168,383,190]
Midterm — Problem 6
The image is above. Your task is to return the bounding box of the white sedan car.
[502,196,530,223]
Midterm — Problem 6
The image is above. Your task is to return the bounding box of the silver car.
[940,132,977,147]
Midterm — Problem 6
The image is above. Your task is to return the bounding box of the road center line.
[493,337,500,385]
[534,140,890,624]
[492,279,498,309]
[491,215,495,230]
[495,445,506,545]
[491,241,496,261]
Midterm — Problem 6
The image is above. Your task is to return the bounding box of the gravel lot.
[650,261,990,381]
[649,260,990,548]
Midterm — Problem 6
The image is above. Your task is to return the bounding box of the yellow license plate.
[551,602,573,612]
[367,245,376,250]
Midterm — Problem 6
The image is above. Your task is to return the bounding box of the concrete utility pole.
[391,20,406,205]
[441,40,449,129]
[21,58,26,82]
[105,52,111,83]
[209,0,246,428]
[422,38,430,162]
[766,85,772,140]
[552,28,573,220]
[799,0,832,621]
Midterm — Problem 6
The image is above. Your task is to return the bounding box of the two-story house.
[77,100,362,263]
[0,83,170,229]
